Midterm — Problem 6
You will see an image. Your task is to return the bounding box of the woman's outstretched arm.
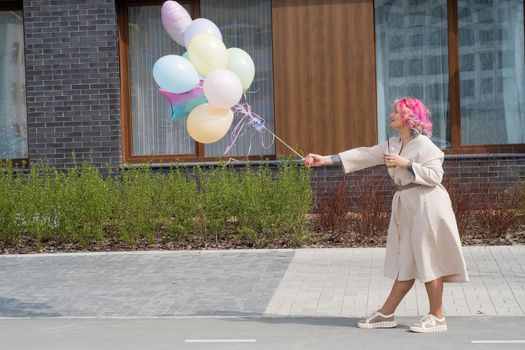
[306,142,387,174]
[306,154,341,167]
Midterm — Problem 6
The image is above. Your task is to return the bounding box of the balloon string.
[259,124,304,159]
[224,103,304,160]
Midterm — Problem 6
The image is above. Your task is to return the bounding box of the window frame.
[117,0,275,164]
[445,0,525,154]
[0,0,28,166]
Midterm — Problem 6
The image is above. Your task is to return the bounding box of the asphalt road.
[1,316,524,350]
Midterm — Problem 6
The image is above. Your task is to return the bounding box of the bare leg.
[379,279,415,315]
[425,278,444,318]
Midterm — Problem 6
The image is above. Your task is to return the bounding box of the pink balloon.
[159,83,203,105]
[159,81,207,119]
[161,1,192,46]
[203,69,243,109]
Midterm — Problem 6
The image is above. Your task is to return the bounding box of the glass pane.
[375,0,450,148]
[200,0,275,157]
[458,0,525,145]
[128,5,195,156]
[0,10,27,159]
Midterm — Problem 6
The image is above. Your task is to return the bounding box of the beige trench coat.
[339,135,469,283]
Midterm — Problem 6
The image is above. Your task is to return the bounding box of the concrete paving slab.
[265,246,525,317]
[0,250,293,317]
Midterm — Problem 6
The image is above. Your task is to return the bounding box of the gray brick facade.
[23,0,121,170]
[311,154,525,211]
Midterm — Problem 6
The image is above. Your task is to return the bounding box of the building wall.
[272,0,378,156]
[312,154,525,211]
[15,0,525,210]
[23,0,121,169]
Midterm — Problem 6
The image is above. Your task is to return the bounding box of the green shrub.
[236,164,276,246]
[158,167,200,239]
[114,166,161,245]
[0,159,314,249]
[272,160,313,245]
[55,162,113,245]
[0,161,21,244]
[199,165,241,244]
[12,162,62,243]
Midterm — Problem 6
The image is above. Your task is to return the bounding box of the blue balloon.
[169,95,208,119]
[152,55,199,93]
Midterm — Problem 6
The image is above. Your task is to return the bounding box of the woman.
[306,98,468,333]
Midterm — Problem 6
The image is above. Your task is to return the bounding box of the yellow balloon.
[188,33,228,77]
[186,103,234,143]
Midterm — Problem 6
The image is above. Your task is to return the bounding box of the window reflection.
[0,10,27,159]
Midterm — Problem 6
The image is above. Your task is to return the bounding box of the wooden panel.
[447,0,461,150]
[272,0,377,156]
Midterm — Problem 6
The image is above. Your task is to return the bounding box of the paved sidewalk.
[0,250,293,317]
[0,246,524,318]
[265,246,525,317]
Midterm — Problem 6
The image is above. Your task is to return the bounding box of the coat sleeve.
[411,154,444,187]
[338,141,387,174]
[412,138,445,186]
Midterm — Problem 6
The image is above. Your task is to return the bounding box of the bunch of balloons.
[152,1,255,144]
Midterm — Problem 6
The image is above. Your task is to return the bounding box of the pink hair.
[394,97,432,137]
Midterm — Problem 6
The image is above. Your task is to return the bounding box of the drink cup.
[385,146,396,168]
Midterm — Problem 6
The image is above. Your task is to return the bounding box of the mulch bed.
[2,228,524,255]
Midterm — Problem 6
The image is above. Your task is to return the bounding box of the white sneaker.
[409,313,447,333]
[357,310,397,329]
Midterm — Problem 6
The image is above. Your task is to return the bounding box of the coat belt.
[396,183,420,192]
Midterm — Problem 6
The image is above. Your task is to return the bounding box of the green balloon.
[227,48,255,91]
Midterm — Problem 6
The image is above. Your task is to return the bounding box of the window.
[199,0,274,158]
[375,0,525,152]
[458,0,525,145]
[127,3,193,157]
[0,5,27,160]
[119,0,274,163]
[375,0,450,148]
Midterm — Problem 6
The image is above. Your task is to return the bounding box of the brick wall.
[23,0,121,170]
[311,154,525,211]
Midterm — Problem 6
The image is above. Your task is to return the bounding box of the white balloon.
[184,18,222,48]
[204,69,243,109]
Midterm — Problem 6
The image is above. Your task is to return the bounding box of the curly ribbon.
[223,103,304,164]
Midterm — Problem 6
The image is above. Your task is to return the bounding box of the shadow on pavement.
[0,297,62,317]
[195,311,414,330]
